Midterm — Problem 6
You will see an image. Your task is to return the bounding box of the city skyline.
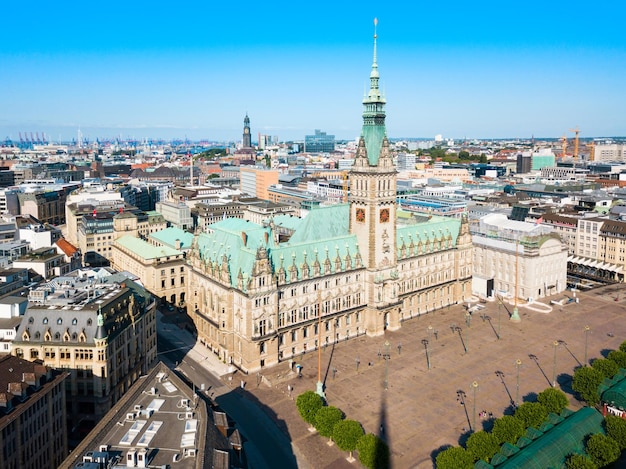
[2,1,625,143]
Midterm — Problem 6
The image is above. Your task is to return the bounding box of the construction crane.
[560,135,568,160]
[587,141,595,162]
[569,126,580,161]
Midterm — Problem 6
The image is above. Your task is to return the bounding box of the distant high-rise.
[305,129,335,153]
[243,114,252,148]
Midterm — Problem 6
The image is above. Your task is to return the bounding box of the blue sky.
[1,1,625,143]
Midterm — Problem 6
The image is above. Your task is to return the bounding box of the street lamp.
[422,339,430,370]
[466,311,471,328]
[552,340,559,387]
[471,381,479,432]
[584,325,590,367]
[383,340,391,390]
[515,359,522,407]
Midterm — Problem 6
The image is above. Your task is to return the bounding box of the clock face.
[379,208,390,223]
[356,208,366,223]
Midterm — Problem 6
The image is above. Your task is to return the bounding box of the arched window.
[34,331,41,340]
[57,318,63,325]
[72,318,78,325]
[28,317,34,324]
[54,332,61,341]
[71,332,78,341]
[43,317,48,324]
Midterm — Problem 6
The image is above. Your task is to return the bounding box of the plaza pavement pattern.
[230,285,626,468]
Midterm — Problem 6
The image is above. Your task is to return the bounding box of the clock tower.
[243,113,252,148]
[350,19,397,271]
[349,19,399,335]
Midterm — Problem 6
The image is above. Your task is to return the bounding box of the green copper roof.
[116,235,182,260]
[150,227,194,249]
[397,215,461,250]
[360,19,387,166]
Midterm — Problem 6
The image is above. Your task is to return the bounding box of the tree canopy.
[585,433,620,467]
[332,419,364,456]
[607,350,626,369]
[514,401,549,430]
[356,433,390,469]
[572,366,604,406]
[537,387,569,415]
[604,414,626,450]
[296,391,324,425]
[565,453,598,469]
[435,446,474,469]
[465,430,500,463]
[314,406,343,439]
[491,415,525,445]
[591,358,619,379]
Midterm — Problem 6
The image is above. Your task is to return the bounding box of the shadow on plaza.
[215,387,298,469]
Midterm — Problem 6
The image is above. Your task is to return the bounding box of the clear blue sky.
[2,1,625,143]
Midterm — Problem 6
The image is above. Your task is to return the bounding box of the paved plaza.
[238,284,626,468]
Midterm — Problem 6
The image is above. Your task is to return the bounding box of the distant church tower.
[350,19,396,271]
[243,113,252,148]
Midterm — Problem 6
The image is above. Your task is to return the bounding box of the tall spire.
[360,17,387,166]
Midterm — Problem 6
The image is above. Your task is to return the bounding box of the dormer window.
[57,318,62,325]
[28,317,34,324]
[87,318,93,326]
[43,317,48,324]
[72,318,78,325]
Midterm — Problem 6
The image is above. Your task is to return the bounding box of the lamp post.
[383,340,391,390]
[465,311,471,327]
[471,381,479,432]
[316,292,325,398]
[552,340,559,387]
[515,359,522,407]
[584,325,590,367]
[428,325,433,338]
[422,339,430,370]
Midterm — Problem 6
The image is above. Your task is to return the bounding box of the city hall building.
[187,29,474,373]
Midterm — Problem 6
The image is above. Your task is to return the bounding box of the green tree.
[565,454,598,469]
[332,419,364,459]
[295,391,324,425]
[605,414,626,450]
[620,340,626,353]
[537,387,569,415]
[458,150,470,160]
[514,401,549,429]
[356,433,390,469]
[592,358,619,379]
[314,406,343,441]
[572,366,604,406]
[607,350,626,369]
[465,430,500,463]
[479,154,488,164]
[585,433,620,467]
[491,415,525,444]
[435,446,474,469]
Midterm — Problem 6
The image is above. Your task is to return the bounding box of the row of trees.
[436,387,569,468]
[572,342,626,406]
[295,390,389,469]
[436,340,626,468]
